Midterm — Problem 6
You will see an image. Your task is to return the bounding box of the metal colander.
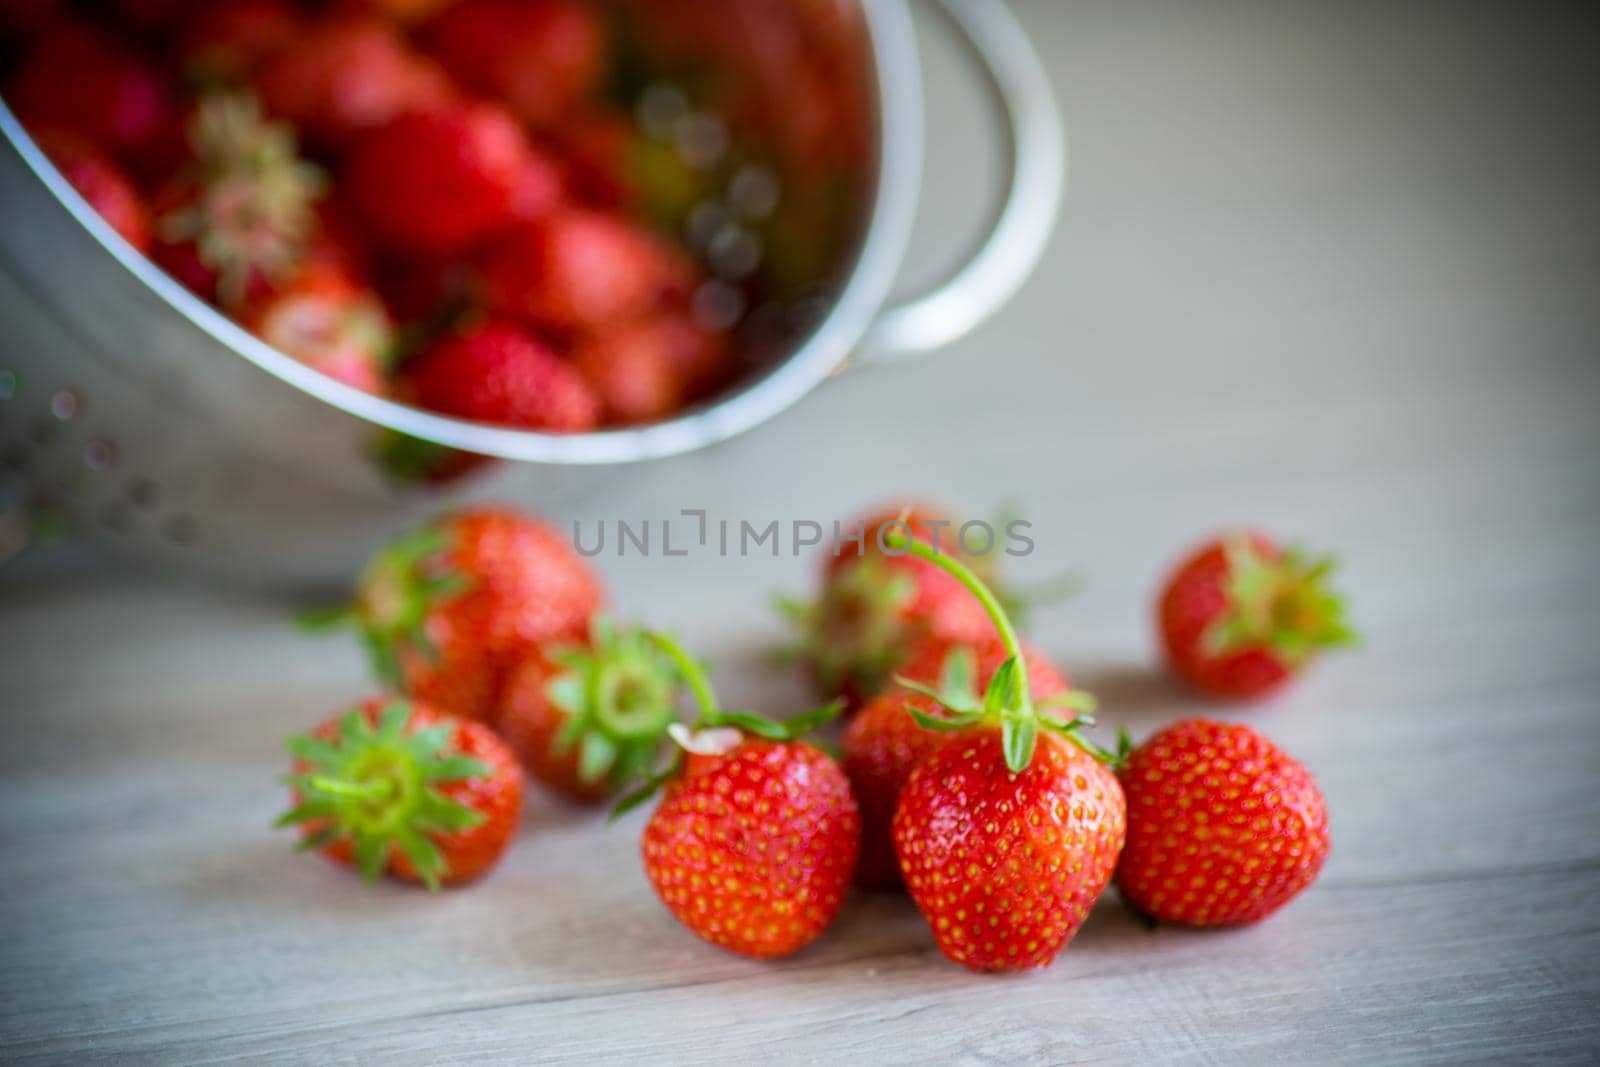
[0,0,1059,586]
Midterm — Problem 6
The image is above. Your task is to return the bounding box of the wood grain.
[2,1,1599,1062]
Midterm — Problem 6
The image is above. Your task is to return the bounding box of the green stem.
[648,633,719,725]
[311,775,395,803]
[896,535,1032,709]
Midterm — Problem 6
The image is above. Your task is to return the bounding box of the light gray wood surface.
[3,1,1599,1063]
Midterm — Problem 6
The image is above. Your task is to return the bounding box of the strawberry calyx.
[355,523,473,684]
[885,531,1127,774]
[610,631,844,819]
[298,521,472,685]
[774,556,917,700]
[275,700,490,891]
[1204,537,1357,665]
[542,617,682,792]
[159,91,325,308]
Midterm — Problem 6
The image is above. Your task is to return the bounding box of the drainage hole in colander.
[83,439,116,472]
[50,389,80,421]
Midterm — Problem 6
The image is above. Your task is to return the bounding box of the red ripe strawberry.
[554,112,705,224]
[881,532,1128,971]
[657,313,734,403]
[572,313,732,425]
[31,127,152,252]
[1158,533,1354,700]
[312,506,606,722]
[5,20,176,161]
[896,730,1126,971]
[626,634,858,960]
[496,619,679,803]
[572,317,686,426]
[478,210,687,333]
[344,102,548,254]
[1116,719,1330,926]
[554,113,641,213]
[843,633,1076,890]
[241,262,392,394]
[153,91,325,309]
[102,0,185,33]
[178,0,304,86]
[337,0,458,23]
[278,698,522,888]
[254,17,453,148]
[778,504,996,709]
[402,320,600,433]
[508,151,563,225]
[0,0,60,39]
[372,250,474,325]
[423,0,604,130]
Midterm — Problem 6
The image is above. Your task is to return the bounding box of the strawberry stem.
[648,632,719,725]
[883,528,1122,772]
[887,530,1032,710]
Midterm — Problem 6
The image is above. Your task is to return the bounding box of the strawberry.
[5,20,176,161]
[507,150,563,225]
[496,619,680,803]
[777,504,996,710]
[0,0,60,39]
[884,533,1128,972]
[1116,718,1330,925]
[101,0,185,34]
[554,112,707,226]
[344,102,549,254]
[401,320,600,433]
[571,317,685,426]
[153,91,325,309]
[30,127,152,252]
[1158,533,1355,700]
[373,432,495,488]
[656,312,735,403]
[572,313,733,425]
[621,633,858,960]
[278,698,522,888]
[254,17,453,148]
[241,262,392,394]
[309,506,605,722]
[337,0,459,23]
[478,209,687,334]
[178,0,303,86]
[842,633,1077,890]
[422,0,604,130]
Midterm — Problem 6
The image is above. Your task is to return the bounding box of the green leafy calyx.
[774,556,917,698]
[884,530,1119,774]
[343,522,471,686]
[608,632,843,820]
[544,618,682,791]
[276,701,489,891]
[1205,538,1357,664]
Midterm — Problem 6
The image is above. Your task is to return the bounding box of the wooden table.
[3,2,1598,1062]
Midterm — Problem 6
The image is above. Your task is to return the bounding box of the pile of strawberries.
[0,1,860,468]
[286,501,1353,973]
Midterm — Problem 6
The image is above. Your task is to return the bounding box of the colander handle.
[857,0,1064,362]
